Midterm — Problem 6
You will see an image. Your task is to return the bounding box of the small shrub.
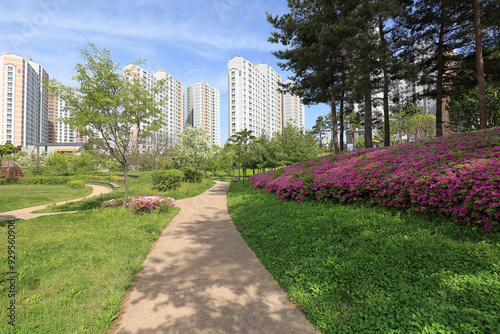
[152,169,184,191]
[128,196,175,214]
[86,175,101,181]
[101,198,123,208]
[67,180,86,189]
[110,175,125,183]
[181,167,203,183]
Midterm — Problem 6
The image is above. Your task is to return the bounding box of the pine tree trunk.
[474,0,487,129]
[378,17,391,147]
[435,6,445,137]
[364,90,373,148]
[330,83,340,153]
[339,89,345,151]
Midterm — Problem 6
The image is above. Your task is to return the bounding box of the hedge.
[0,176,75,185]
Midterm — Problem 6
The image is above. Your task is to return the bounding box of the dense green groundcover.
[0,208,179,334]
[227,183,500,333]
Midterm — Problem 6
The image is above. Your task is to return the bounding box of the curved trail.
[112,181,319,334]
[0,184,112,221]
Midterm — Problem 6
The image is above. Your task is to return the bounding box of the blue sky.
[1,0,328,141]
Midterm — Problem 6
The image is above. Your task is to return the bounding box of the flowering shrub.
[101,198,123,208]
[249,128,500,231]
[110,175,125,183]
[101,196,176,214]
[128,196,175,214]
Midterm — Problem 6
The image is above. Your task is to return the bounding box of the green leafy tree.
[0,143,15,160]
[407,112,436,141]
[177,125,212,183]
[17,153,48,176]
[227,129,255,184]
[46,152,70,176]
[311,116,327,152]
[50,41,166,209]
[70,151,102,174]
[219,145,236,177]
[269,124,317,166]
[248,133,272,174]
[447,86,500,132]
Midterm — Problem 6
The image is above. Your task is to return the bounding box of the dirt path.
[0,184,112,221]
[112,181,319,334]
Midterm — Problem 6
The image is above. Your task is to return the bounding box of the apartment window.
[7,82,12,87]
[232,123,235,127]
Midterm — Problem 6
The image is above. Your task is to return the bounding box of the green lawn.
[0,185,93,212]
[0,175,215,333]
[35,172,214,213]
[0,208,179,333]
[227,183,500,333]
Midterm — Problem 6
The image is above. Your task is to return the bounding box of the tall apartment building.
[282,79,305,129]
[184,82,220,146]
[227,56,282,138]
[123,65,183,145]
[53,99,86,143]
[0,52,49,147]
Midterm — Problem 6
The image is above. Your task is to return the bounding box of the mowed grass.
[0,185,93,212]
[0,208,179,333]
[36,172,214,213]
[227,183,500,333]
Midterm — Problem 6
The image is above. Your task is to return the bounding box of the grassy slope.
[227,183,500,333]
[0,185,93,212]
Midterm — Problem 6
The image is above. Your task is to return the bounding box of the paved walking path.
[112,181,319,334]
[0,184,112,221]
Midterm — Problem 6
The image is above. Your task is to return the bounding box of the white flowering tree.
[177,125,213,183]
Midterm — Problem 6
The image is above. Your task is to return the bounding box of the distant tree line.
[268,0,500,150]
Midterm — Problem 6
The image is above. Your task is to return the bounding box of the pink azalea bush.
[101,198,123,208]
[101,196,175,214]
[249,128,500,231]
[128,196,175,214]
